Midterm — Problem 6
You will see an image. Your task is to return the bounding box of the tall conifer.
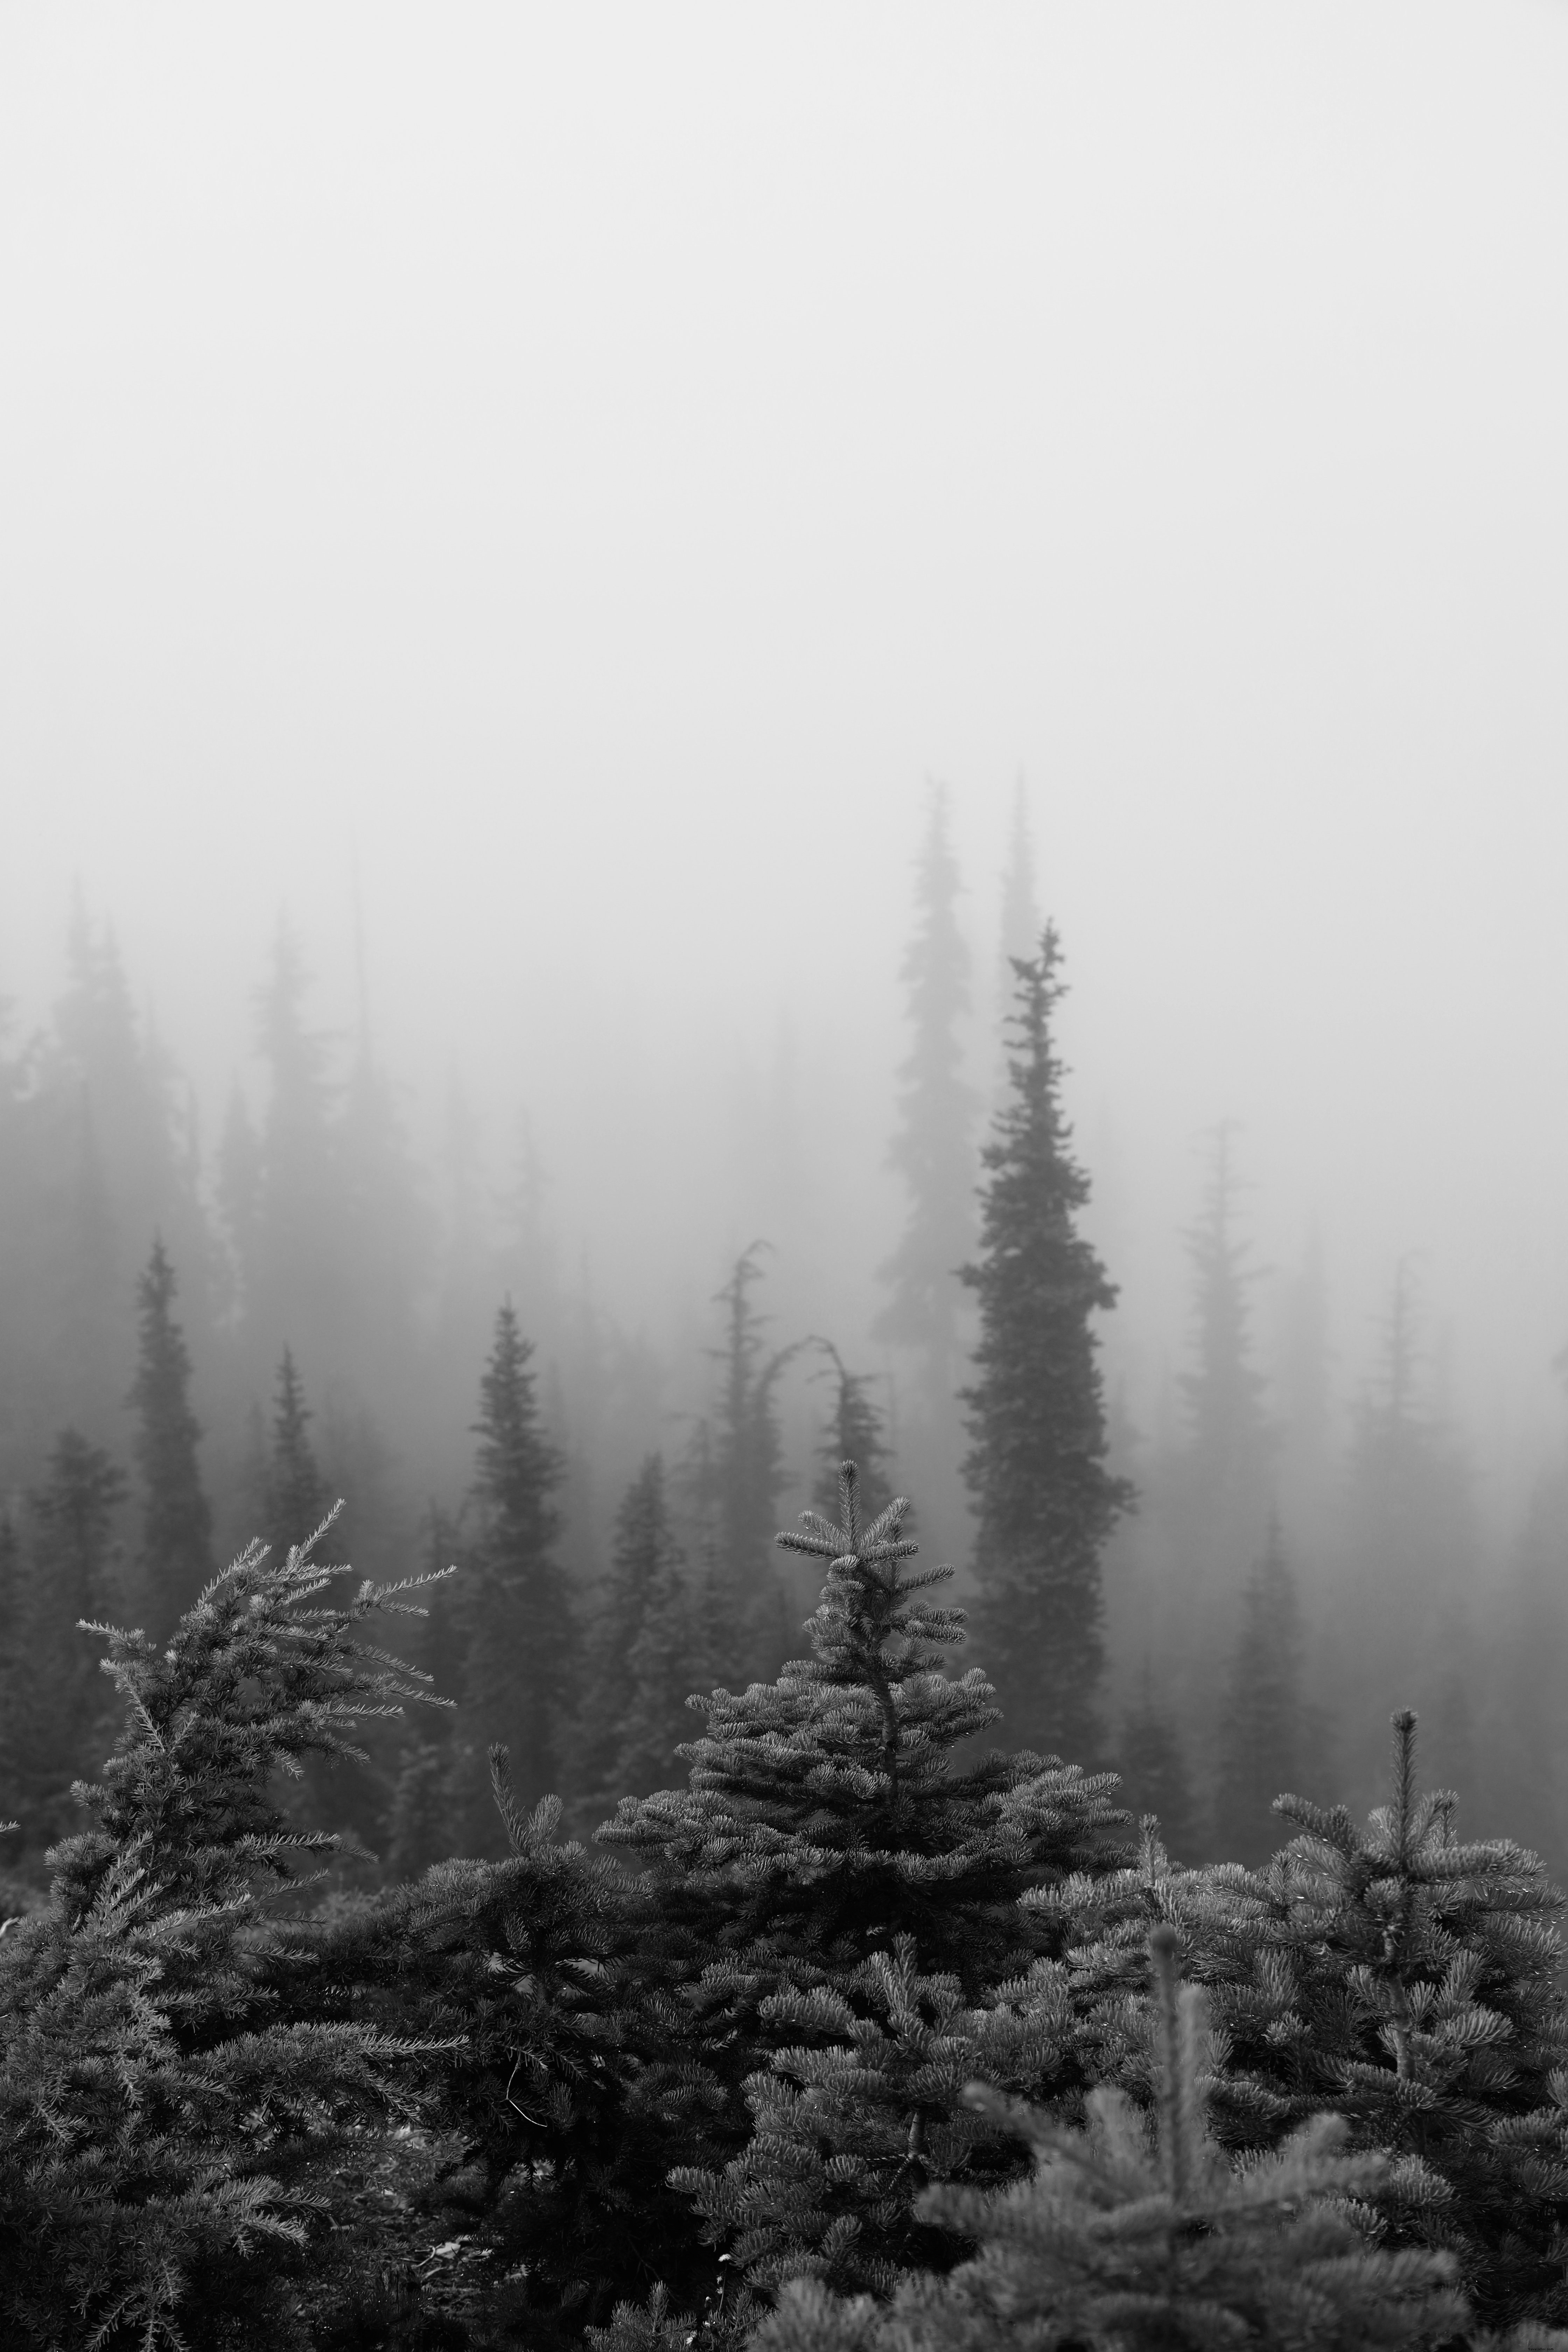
[874,789,977,1406]
[961,927,1129,1763]
[265,1347,332,1554]
[579,1454,694,1807]
[127,1238,212,1633]
[1212,1519,1306,1866]
[812,1343,895,1527]
[466,1301,572,1827]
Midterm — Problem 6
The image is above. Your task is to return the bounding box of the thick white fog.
[4,2,1568,1504]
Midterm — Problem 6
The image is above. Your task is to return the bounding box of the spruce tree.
[0,1514,454,2350]
[752,1929,1463,2352]
[812,1343,896,1528]
[994,777,1039,1045]
[4,1432,127,1849]
[1115,1672,1202,1861]
[128,1237,213,1633]
[265,1346,332,1556]
[465,1301,572,1828]
[960,927,1130,1764]
[874,788,978,1410]
[1212,1519,1306,1867]
[692,1244,800,1679]
[578,1454,695,1807]
[602,1460,1125,1994]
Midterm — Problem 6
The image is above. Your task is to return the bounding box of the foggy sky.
[4,2,1568,1488]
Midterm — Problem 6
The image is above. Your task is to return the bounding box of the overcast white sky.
[3,3,1568,1472]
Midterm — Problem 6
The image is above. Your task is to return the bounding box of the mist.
[5,2,1568,1872]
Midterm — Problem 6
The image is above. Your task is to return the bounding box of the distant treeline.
[2,788,1568,1916]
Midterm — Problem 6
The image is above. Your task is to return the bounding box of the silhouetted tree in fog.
[994,776,1040,1034]
[4,1432,126,1847]
[1116,1668,1202,1859]
[1212,1518,1307,1867]
[265,1348,332,1555]
[875,788,977,1413]
[128,1239,212,1634]
[690,1242,799,1678]
[1335,1260,1476,1806]
[1177,1125,1275,1568]
[465,1301,572,1829]
[578,1453,694,1808]
[961,927,1130,1763]
[811,1340,896,1527]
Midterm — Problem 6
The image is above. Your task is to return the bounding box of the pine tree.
[1180,1127,1270,1488]
[4,1432,127,1850]
[752,1928,1464,2352]
[1334,1262,1477,1810]
[128,1237,213,1633]
[874,789,978,1409]
[602,1461,1125,1995]
[265,1346,333,1556]
[594,1462,1125,2351]
[692,1244,800,1680]
[812,1343,896,1528]
[577,1455,695,1809]
[465,1301,572,1830]
[0,1513,455,2350]
[960,927,1130,1764]
[1211,1519,1307,1867]
[1115,1673,1202,1861]
[994,777,1039,1040]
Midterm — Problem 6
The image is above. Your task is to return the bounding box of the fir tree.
[127,1237,213,1633]
[602,1460,1125,1994]
[0,1513,455,2350]
[579,1454,695,1808]
[692,1244,800,1679]
[1179,1125,1272,1503]
[752,1929,1464,2352]
[1334,1262,1477,1809]
[465,1301,572,1829]
[4,1432,127,1849]
[994,777,1039,1043]
[1212,1519,1307,1867]
[265,1346,333,1557]
[960,926,1130,1764]
[1115,1672,1202,1862]
[811,1343,896,1529]
[874,789,978,1409]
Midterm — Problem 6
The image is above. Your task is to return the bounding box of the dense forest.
[5,793,1568,2346]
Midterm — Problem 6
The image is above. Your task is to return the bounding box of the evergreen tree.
[753,1928,1463,2352]
[0,1513,454,2350]
[994,777,1039,1042]
[127,1237,213,1633]
[812,1343,896,1529]
[1334,1262,1476,1810]
[960,927,1130,1764]
[874,789,978,1409]
[1115,1672,1202,1862]
[1211,1519,1307,1867]
[465,1301,572,1829]
[578,1455,695,1808]
[1180,1126,1270,1492]
[603,1460,1125,1995]
[4,1432,127,1850]
[265,1346,332,1556]
[691,1244,800,1679]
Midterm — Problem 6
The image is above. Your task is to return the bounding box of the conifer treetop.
[56,1506,455,1922]
[601,1461,1125,1981]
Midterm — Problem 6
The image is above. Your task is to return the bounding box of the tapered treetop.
[961,926,1129,1763]
[602,1460,1124,1988]
[128,1238,213,1633]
